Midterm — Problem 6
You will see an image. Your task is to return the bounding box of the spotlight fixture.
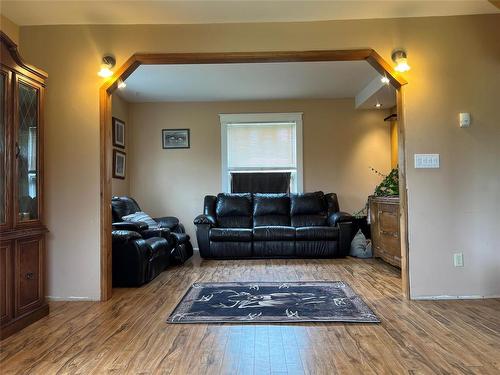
[391,49,411,72]
[375,102,382,109]
[117,79,126,89]
[97,54,116,78]
[381,76,390,84]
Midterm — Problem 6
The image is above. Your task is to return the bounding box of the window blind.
[227,122,296,169]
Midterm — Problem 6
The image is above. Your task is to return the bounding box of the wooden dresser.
[369,196,401,268]
[0,32,48,339]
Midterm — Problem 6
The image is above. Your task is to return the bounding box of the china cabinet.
[0,32,48,339]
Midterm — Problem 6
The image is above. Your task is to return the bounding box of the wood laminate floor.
[1,254,499,374]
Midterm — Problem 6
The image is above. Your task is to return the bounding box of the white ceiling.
[2,0,498,25]
[117,60,396,109]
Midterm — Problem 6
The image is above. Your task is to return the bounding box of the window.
[220,113,303,193]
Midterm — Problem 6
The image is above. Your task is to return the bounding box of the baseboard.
[47,296,99,302]
[412,294,500,300]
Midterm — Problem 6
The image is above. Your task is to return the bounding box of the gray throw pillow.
[122,211,159,229]
[350,230,373,258]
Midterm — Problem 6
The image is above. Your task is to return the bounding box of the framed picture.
[162,128,190,149]
[113,149,126,179]
[112,117,125,148]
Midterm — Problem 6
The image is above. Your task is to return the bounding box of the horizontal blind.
[227,122,296,169]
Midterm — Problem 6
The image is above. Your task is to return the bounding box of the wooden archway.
[99,49,409,301]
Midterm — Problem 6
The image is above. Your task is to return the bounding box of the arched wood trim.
[100,49,410,300]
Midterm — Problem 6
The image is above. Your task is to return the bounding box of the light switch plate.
[459,112,471,128]
[414,154,440,169]
[453,252,464,267]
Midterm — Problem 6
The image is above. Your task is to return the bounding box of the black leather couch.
[194,192,355,259]
[111,196,193,286]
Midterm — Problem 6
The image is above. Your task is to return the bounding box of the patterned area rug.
[167,281,379,323]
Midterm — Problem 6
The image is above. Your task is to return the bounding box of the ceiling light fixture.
[97,54,116,78]
[117,79,126,89]
[381,75,390,84]
[391,49,411,72]
[375,102,382,109]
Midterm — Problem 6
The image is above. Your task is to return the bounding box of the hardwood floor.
[1,254,499,374]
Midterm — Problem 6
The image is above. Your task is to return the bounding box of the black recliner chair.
[111,197,193,287]
[111,196,193,264]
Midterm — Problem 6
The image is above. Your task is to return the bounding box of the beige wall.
[127,99,390,245]
[0,15,19,44]
[111,94,130,196]
[18,14,500,300]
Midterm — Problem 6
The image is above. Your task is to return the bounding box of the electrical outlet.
[453,252,464,267]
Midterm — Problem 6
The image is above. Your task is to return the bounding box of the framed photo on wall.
[113,149,126,179]
[112,117,126,148]
[162,128,190,149]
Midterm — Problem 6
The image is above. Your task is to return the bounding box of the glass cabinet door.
[16,80,40,223]
[0,72,6,225]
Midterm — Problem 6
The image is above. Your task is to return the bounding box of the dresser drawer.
[14,235,44,317]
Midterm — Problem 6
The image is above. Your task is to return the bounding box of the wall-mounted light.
[97,55,116,78]
[117,79,126,89]
[391,49,411,72]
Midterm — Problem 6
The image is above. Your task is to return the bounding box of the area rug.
[167,281,379,323]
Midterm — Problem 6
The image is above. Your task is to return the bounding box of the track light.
[98,54,116,78]
[391,49,411,72]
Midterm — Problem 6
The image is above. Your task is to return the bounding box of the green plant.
[374,168,399,197]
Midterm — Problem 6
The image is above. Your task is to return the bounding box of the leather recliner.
[111,230,171,287]
[194,192,355,259]
[112,196,194,264]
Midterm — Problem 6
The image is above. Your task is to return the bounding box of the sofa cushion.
[210,228,253,242]
[112,196,141,222]
[216,193,253,228]
[253,193,290,226]
[253,226,296,241]
[296,226,339,241]
[291,192,325,215]
[290,192,327,227]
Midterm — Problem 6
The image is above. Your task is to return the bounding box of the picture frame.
[112,117,125,149]
[162,128,190,149]
[113,149,126,179]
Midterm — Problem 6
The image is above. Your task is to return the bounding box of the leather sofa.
[194,192,355,259]
[112,196,193,264]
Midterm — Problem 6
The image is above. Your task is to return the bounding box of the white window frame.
[219,112,303,193]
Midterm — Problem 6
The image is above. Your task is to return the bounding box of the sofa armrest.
[111,230,151,287]
[112,229,142,243]
[194,214,217,227]
[112,221,149,232]
[153,216,180,230]
[142,227,171,241]
[328,211,354,227]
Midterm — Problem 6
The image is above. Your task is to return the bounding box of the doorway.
[100,50,409,301]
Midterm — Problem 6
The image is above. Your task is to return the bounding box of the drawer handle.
[378,210,397,217]
[25,272,34,280]
[380,230,399,238]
